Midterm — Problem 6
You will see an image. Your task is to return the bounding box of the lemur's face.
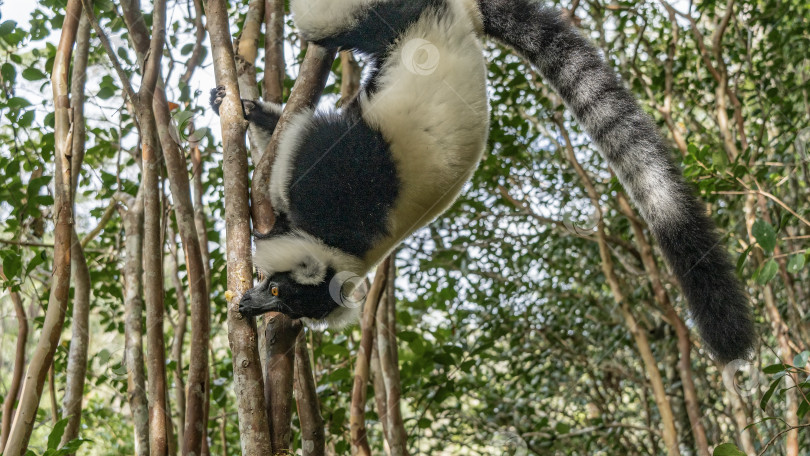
[239,269,339,320]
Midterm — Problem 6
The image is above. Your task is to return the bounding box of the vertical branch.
[338,51,361,107]
[370,344,389,449]
[119,190,150,456]
[0,269,28,452]
[2,1,80,454]
[251,44,336,233]
[263,0,286,105]
[265,316,302,453]
[375,259,410,456]
[205,0,274,452]
[236,0,266,165]
[136,1,170,454]
[167,231,188,448]
[61,9,92,449]
[350,259,389,456]
[294,330,325,456]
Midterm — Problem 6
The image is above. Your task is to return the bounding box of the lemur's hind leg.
[291,0,437,55]
[209,86,283,152]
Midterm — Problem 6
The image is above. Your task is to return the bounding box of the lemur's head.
[244,233,367,327]
[239,267,339,320]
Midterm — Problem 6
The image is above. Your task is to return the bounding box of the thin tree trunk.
[120,190,150,456]
[136,2,170,453]
[2,2,80,453]
[265,316,302,454]
[263,0,286,105]
[167,234,188,449]
[206,0,274,452]
[375,260,410,456]
[60,10,92,449]
[294,330,326,456]
[236,0,266,165]
[0,269,28,453]
[60,229,90,447]
[370,345,390,455]
[351,260,389,456]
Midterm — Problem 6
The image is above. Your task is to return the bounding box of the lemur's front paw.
[209,85,226,116]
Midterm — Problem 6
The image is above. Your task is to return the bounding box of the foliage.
[0,0,808,454]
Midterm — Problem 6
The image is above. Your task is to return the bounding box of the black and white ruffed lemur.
[210,0,754,363]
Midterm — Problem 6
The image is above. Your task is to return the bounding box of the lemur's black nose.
[238,293,253,316]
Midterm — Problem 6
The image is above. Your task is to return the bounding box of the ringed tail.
[477,0,755,363]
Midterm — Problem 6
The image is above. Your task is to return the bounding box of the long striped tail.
[478,0,754,363]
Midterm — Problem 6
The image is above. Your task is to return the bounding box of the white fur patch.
[359,2,489,264]
[291,0,371,41]
[301,305,362,331]
[290,254,328,285]
[254,229,366,277]
[270,110,314,214]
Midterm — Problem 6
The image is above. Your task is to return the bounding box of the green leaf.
[22,67,47,81]
[761,378,781,410]
[799,398,810,419]
[713,443,746,456]
[2,250,22,280]
[736,244,755,276]
[0,20,16,36]
[48,417,70,450]
[97,87,115,100]
[757,260,778,285]
[793,351,809,368]
[752,219,777,253]
[763,363,788,374]
[1,62,16,82]
[787,254,806,274]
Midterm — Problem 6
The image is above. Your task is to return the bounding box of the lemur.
[210,0,754,363]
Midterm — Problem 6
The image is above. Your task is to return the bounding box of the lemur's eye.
[271,286,279,297]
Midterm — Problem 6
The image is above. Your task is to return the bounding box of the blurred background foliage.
[0,0,808,454]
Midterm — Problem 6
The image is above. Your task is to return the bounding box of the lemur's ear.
[291,255,327,285]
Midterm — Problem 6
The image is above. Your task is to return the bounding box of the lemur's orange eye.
[271,286,279,297]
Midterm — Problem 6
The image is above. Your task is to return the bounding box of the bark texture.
[205,0,274,452]
[2,1,80,453]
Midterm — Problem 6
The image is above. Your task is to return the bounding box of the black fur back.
[286,111,400,258]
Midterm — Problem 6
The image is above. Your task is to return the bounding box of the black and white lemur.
[210,0,755,362]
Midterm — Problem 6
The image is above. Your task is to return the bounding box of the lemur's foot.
[210,85,258,120]
[241,99,259,119]
[209,85,226,116]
